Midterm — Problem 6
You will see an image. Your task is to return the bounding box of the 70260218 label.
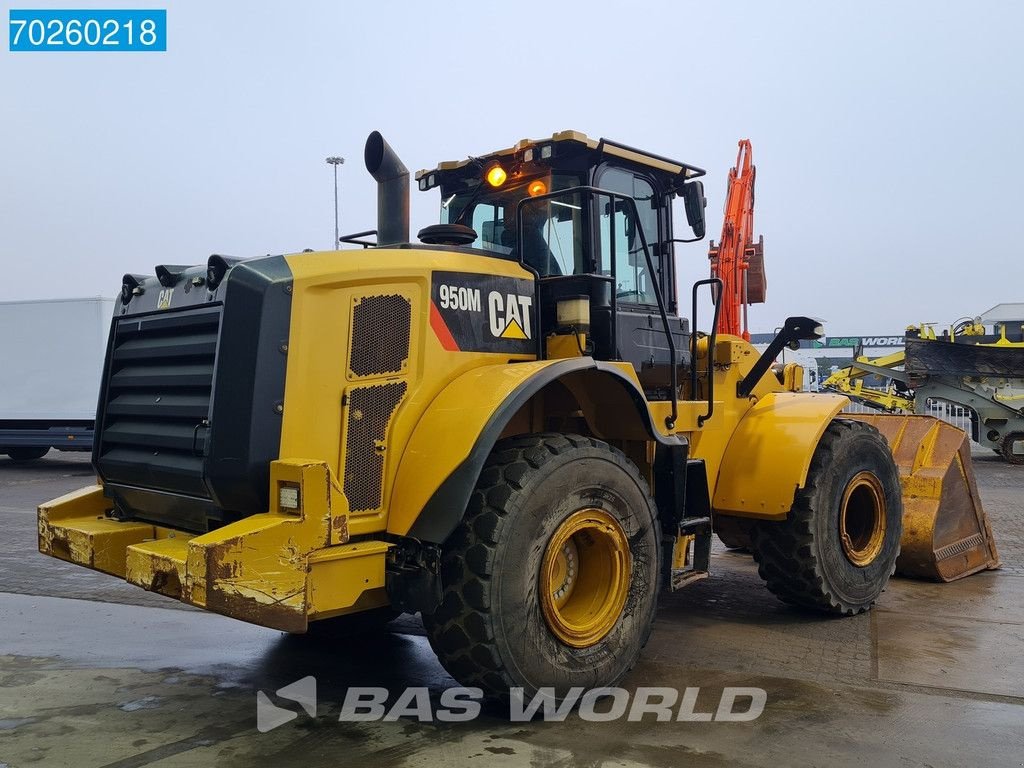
[9,9,166,52]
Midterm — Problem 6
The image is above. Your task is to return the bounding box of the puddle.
[118,696,162,712]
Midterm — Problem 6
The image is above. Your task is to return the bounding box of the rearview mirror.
[682,180,706,239]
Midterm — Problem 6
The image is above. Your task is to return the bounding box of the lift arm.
[822,350,915,412]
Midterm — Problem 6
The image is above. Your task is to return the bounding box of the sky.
[2,0,1021,335]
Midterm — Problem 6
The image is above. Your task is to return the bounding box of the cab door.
[593,165,689,386]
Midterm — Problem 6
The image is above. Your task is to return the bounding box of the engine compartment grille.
[349,293,412,378]
[343,381,407,513]
[96,306,222,498]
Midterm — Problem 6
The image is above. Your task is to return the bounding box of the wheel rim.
[839,471,887,567]
[540,508,631,648]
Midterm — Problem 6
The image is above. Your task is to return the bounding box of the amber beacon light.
[485,163,507,187]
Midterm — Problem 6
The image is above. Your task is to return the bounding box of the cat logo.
[157,288,174,310]
[488,291,532,340]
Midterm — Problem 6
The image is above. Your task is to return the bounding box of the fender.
[389,357,682,543]
[712,392,848,521]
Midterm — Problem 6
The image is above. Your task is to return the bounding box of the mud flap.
[847,414,1000,581]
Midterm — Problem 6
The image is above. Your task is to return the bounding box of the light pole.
[326,156,345,249]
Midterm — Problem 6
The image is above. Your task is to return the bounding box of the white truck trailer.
[0,297,114,461]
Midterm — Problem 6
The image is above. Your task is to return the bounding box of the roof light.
[540,145,553,159]
[486,164,507,187]
[523,148,534,162]
[528,180,547,197]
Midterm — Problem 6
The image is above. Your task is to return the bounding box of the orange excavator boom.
[708,140,765,340]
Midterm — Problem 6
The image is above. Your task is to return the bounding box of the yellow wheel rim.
[540,508,631,648]
[839,471,887,567]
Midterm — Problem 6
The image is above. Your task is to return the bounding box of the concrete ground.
[0,450,1021,768]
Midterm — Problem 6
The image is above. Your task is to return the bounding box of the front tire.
[751,419,902,615]
[423,433,660,700]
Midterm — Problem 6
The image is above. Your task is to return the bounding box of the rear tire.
[423,433,660,701]
[750,419,902,615]
[6,448,49,462]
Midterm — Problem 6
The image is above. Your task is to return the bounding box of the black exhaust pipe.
[364,131,409,246]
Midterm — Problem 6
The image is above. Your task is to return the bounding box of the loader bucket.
[846,414,1000,581]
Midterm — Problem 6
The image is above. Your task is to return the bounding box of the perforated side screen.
[343,381,407,512]
[349,294,411,377]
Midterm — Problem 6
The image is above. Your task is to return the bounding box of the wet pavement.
[1,450,1022,767]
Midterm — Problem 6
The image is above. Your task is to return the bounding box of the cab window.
[470,202,510,255]
[442,172,582,269]
[518,189,586,277]
[595,167,660,305]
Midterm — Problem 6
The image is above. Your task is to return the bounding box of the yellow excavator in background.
[824,314,1024,464]
[36,131,999,700]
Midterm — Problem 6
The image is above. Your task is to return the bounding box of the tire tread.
[750,419,900,616]
[422,432,657,695]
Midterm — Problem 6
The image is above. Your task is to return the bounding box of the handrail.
[691,278,723,427]
[338,229,378,248]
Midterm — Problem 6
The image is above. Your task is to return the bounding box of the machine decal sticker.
[429,301,460,352]
[430,271,535,355]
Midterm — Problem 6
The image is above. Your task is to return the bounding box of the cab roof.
[415,130,706,190]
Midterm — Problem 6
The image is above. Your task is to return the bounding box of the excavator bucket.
[847,413,1000,581]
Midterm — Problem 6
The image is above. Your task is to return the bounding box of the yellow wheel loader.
[37,131,998,699]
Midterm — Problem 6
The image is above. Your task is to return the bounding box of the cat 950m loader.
[38,131,998,699]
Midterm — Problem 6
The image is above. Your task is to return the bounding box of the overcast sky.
[2,1,1021,334]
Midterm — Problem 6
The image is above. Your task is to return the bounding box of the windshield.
[440,173,582,266]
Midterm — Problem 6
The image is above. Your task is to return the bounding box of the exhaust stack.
[364,131,409,246]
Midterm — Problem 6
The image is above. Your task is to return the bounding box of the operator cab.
[416,131,708,395]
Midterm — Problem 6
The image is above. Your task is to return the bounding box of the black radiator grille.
[96,306,222,498]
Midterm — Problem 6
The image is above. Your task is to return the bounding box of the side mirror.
[682,180,706,239]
